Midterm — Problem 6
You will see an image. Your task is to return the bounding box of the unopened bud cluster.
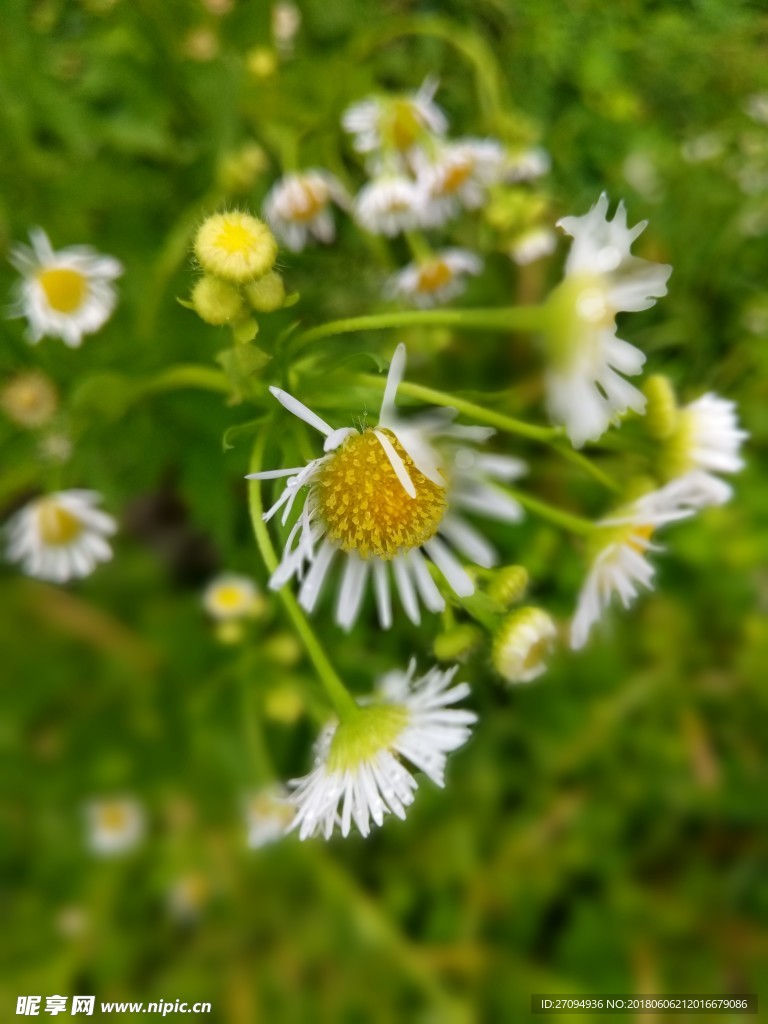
[189,211,286,331]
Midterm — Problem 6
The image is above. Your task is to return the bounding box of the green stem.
[289,306,545,354]
[356,372,556,442]
[248,430,358,722]
[134,365,231,398]
[497,485,595,536]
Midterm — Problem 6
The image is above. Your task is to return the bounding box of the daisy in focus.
[6,489,116,582]
[85,798,144,856]
[263,169,348,251]
[288,660,476,840]
[545,194,672,448]
[248,345,526,631]
[245,784,294,848]
[342,76,447,158]
[387,249,482,307]
[8,229,122,347]
[570,481,699,650]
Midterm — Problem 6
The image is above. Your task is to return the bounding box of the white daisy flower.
[263,169,348,252]
[416,138,506,225]
[8,229,122,347]
[248,344,526,632]
[492,606,557,683]
[342,76,448,157]
[546,194,672,448]
[570,481,698,650]
[667,393,748,503]
[6,489,116,583]
[504,146,551,182]
[508,226,557,266]
[387,248,482,307]
[203,573,262,620]
[245,784,294,848]
[288,660,476,840]
[353,174,428,236]
[85,798,144,856]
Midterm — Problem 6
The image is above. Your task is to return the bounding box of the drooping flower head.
[248,345,525,631]
[8,229,122,347]
[387,249,482,307]
[663,393,747,504]
[6,489,116,582]
[342,77,447,159]
[288,661,476,840]
[263,169,348,252]
[85,798,144,856]
[546,194,672,447]
[570,478,706,649]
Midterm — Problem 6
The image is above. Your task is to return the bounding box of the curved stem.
[248,430,358,722]
[497,485,594,535]
[289,306,545,355]
[136,365,231,398]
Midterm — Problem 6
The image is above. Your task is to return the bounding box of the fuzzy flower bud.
[194,211,277,284]
[244,270,285,313]
[643,374,678,440]
[191,275,245,325]
[1,371,58,428]
[486,565,529,608]
[492,607,557,684]
[433,624,484,662]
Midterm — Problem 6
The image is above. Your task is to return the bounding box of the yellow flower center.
[37,267,87,314]
[212,584,249,612]
[626,523,654,552]
[438,159,473,195]
[315,429,447,559]
[37,500,83,546]
[214,220,257,254]
[384,99,423,151]
[416,259,454,293]
[290,180,328,222]
[98,804,129,832]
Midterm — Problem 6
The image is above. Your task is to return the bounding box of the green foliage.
[1,1,767,1021]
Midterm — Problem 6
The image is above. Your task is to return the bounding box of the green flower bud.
[486,565,529,608]
[244,270,286,313]
[191,275,245,325]
[643,375,678,441]
[433,625,484,662]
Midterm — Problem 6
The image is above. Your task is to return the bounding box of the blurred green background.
[1,1,767,1021]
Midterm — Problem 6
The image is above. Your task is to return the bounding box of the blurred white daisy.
[667,393,747,503]
[6,489,116,582]
[263,169,348,251]
[85,798,144,856]
[388,249,482,307]
[353,175,428,236]
[546,194,672,448]
[570,481,698,649]
[245,784,294,848]
[504,146,551,182]
[8,228,122,347]
[417,139,506,225]
[342,77,447,157]
[508,226,557,266]
[492,606,557,684]
[248,344,526,631]
[203,573,263,620]
[288,660,476,840]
